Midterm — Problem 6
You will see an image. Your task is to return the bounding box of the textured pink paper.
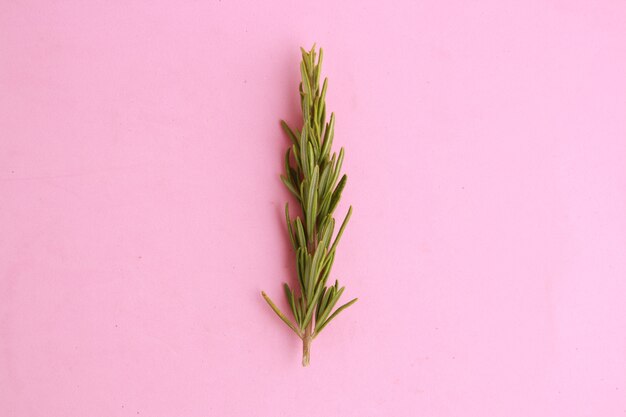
[1,1,625,416]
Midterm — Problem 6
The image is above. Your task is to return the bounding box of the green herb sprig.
[262,45,357,367]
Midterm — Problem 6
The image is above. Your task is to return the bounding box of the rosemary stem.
[302,325,312,367]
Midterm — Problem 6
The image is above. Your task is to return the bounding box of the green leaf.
[316,285,341,330]
[307,141,315,178]
[300,127,309,179]
[329,147,344,190]
[311,189,318,238]
[314,49,322,89]
[318,163,331,198]
[306,244,323,299]
[319,217,335,250]
[284,148,292,178]
[285,203,297,250]
[313,96,320,135]
[284,283,298,323]
[299,296,306,326]
[295,217,306,249]
[315,283,342,326]
[318,254,333,286]
[292,144,302,172]
[294,296,302,326]
[262,291,302,337]
[300,62,312,107]
[302,279,325,329]
[317,188,332,222]
[328,174,347,214]
[296,248,305,291]
[305,166,319,236]
[321,248,335,272]
[284,148,299,186]
[285,148,298,184]
[314,298,358,337]
[320,113,335,159]
[316,286,331,322]
[280,175,300,201]
[330,206,352,254]
[281,120,300,148]
[303,251,312,298]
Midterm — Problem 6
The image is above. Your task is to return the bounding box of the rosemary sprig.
[262,45,357,367]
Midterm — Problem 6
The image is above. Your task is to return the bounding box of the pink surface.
[1,1,626,416]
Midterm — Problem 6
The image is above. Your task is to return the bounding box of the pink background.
[1,1,625,416]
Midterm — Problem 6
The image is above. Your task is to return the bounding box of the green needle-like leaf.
[320,113,335,159]
[284,283,297,320]
[285,203,297,250]
[330,206,353,254]
[280,175,300,200]
[295,217,306,249]
[281,120,300,148]
[315,284,344,330]
[306,166,319,236]
[314,298,358,337]
[302,280,326,329]
[262,291,302,337]
[328,174,347,214]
